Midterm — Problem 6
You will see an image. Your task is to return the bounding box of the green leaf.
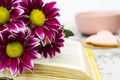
[62,25,74,38]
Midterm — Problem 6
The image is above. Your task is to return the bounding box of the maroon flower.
[0,0,25,32]
[19,0,61,45]
[0,29,40,75]
[38,29,64,58]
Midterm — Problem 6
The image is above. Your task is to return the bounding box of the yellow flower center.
[30,9,45,26]
[0,7,10,25]
[6,42,23,58]
[46,38,50,45]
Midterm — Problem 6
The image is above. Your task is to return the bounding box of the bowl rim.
[76,11,120,17]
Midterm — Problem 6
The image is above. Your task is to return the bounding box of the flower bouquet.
[0,0,74,78]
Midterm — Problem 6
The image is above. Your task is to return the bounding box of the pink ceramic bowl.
[75,11,120,35]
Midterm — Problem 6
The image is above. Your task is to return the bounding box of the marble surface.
[92,48,120,80]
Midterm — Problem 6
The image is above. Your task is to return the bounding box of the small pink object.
[75,11,120,35]
[85,30,118,46]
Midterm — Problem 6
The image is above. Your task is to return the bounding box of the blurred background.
[44,0,120,29]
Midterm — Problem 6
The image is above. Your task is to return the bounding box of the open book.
[0,39,99,80]
[35,39,86,72]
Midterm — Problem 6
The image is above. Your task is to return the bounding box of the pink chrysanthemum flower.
[19,0,61,45]
[0,0,25,32]
[38,29,64,58]
[0,29,40,75]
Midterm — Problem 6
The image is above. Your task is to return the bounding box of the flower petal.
[36,0,43,9]
[10,59,19,75]
[28,38,40,45]
[43,49,48,58]
[44,24,58,32]
[17,31,25,40]
[44,29,53,43]
[41,36,46,46]
[25,50,39,59]
[43,2,56,15]
[46,8,60,18]
[6,22,19,32]
[8,34,17,42]
[17,15,30,25]
[46,18,60,26]
[55,39,64,44]
[53,46,60,53]
[26,0,34,10]
[48,47,54,57]
[18,62,25,74]
[2,0,10,8]
[10,8,24,19]
[19,1,28,9]
[13,20,25,29]
[24,44,37,50]
[1,30,11,43]
[20,54,34,69]
[28,0,41,9]
[53,43,63,47]
[0,55,10,71]
[44,46,54,58]
[0,0,2,6]
[35,27,45,40]
[0,25,7,32]
[0,45,5,52]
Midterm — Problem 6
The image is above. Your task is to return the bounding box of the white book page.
[34,39,85,72]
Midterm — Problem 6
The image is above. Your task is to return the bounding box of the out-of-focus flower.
[38,29,64,58]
